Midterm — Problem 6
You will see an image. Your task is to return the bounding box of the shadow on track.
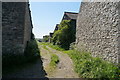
[2,40,48,79]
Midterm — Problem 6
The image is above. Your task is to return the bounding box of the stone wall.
[2,2,32,55]
[0,1,2,79]
[23,3,33,49]
[76,2,120,63]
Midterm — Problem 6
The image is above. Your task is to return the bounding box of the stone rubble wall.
[23,3,33,49]
[2,2,32,55]
[76,2,120,63]
[0,2,2,79]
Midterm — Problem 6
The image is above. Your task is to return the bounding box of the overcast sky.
[29,2,81,38]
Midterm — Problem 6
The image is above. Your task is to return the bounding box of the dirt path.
[3,44,79,78]
[39,45,51,67]
[40,45,79,78]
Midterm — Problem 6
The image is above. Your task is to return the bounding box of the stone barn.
[62,12,78,20]
[76,2,120,63]
[62,12,78,34]
[52,12,78,49]
[2,2,33,56]
[53,12,78,34]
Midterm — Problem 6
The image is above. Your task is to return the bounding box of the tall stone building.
[62,12,78,33]
[52,12,78,49]
[76,2,120,63]
[2,2,33,55]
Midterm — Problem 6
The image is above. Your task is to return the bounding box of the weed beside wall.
[24,40,40,61]
[2,39,40,74]
[65,50,120,78]
[40,42,120,78]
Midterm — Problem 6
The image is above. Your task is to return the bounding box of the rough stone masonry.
[2,2,33,56]
[76,2,120,63]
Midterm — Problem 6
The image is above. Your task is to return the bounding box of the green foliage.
[3,39,40,74]
[38,42,49,46]
[43,35,49,42]
[24,40,40,61]
[48,43,65,51]
[69,42,76,50]
[52,20,76,50]
[39,42,65,51]
[43,45,49,50]
[52,30,62,45]
[50,54,59,68]
[39,42,120,78]
[65,50,120,78]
